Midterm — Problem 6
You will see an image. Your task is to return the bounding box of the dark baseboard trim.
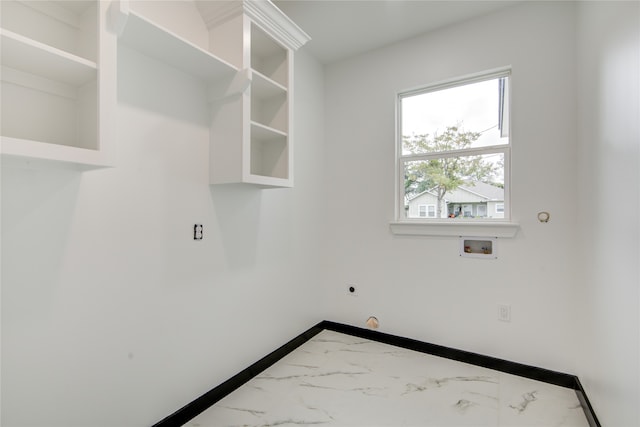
[319,321,600,427]
[321,321,575,386]
[575,378,602,427]
[151,324,324,427]
[152,320,600,427]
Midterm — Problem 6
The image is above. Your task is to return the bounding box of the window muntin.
[417,204,437,218]
[397,70,511,222]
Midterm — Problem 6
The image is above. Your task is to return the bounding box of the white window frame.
[417,204,438,218]
[495,203,505,214]
[391,68,518,238]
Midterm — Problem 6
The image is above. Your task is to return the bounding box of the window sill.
[389,220,519,238]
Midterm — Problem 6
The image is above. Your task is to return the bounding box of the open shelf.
[0,0,115,168]
[1,0,97,62]
[118,11,238,83]
[250,122,289,181]
[251,121,287,140]
[115,1,308,188]
[251,23,288,87]
[251,69,287,99]
[251,71,288,134]
[1,29,97,85]
[1,64,97,147]
[1,136,107,168]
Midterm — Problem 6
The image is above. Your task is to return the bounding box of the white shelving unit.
[248,25,290,183]
[1,0,308,182]
[0,0,117,168]
[117,10,238,84]
[203,0,310,188]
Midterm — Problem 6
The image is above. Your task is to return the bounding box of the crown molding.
[197,0,310,51]
[244,1,310,50]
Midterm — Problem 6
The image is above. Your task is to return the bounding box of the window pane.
[404,153,505,219]
[401,77,509,155]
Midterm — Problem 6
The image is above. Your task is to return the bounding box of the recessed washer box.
[460,237,497,259]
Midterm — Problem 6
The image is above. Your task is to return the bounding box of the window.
[417,204,437,218]
[397,70,510,222]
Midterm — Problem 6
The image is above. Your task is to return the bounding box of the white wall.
[0,19,327,427]
[576,2,640,425]
[324,2,640,425]
[324,1,583,373]
[3,2,638,426]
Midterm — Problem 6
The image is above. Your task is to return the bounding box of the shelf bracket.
[109,0,130,37]
[208,68,252,103]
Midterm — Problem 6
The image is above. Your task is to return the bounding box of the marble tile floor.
[187,330,589,427]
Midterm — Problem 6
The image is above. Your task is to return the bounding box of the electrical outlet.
[194,224,203,240]
[498,304,511,322]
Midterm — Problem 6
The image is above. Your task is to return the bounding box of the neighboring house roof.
[447,181,504,202]
[408,181,504,204]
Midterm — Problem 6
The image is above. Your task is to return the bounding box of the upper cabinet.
[114,0,308,188]
[1,0,308,184]
[202,1,310,188]
[1,0,117,168]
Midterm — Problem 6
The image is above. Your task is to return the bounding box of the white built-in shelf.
[1,136,111,168]
[118,11,238,83]
[244,174,291,188]
[1,29,97,86]
[1,0,116,169]
[250,23,288,87]
[251,121,287,140]
[206,1,308,188]
[251,70,287,100]
[250,122,288,183]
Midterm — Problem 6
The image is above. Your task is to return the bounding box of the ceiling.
[273,0,519,64]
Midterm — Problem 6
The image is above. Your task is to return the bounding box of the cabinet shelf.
[250,22,288,87]
[1,29,97,86]
[244,174,292,188]
[251,71,288,134]
[251,121,287,139]
[118,11,238,83]
[251,69,287,97]
[1,136,109,168]
[250,122,288,182]
[0,0,115,168]
[207,1,308,188]
[1,0,98,62]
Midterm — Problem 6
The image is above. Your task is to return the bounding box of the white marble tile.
[187,330,589,427]
[498,372,588,426]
